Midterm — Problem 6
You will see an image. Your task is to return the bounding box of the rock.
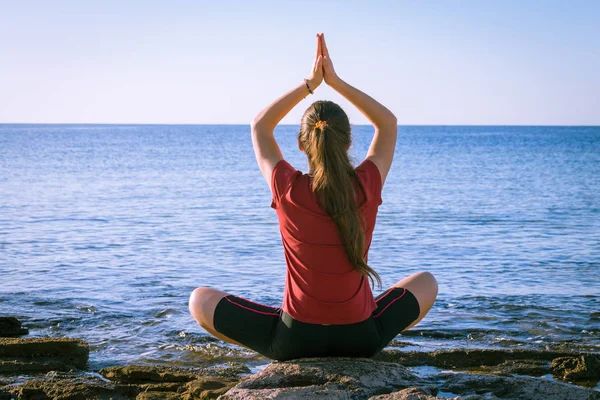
[219,357,430,399]
[437,371,600,400]
[0,317,28,337]
[5,367,241,400]
[476,359,550,376]
[7,374,130,400]
[0,386,11,400]
[368,387,439,399]
[136,393,180,400]
[99,365,199,384]
[98,365,240,399]
[374,348,575,368]
[100,363,250,384]
[551,355,600,382]
[183,377,240,399]
[199,362,251,378]
[0,337,88,373]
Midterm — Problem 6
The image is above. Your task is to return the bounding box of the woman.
[189,33,438,361]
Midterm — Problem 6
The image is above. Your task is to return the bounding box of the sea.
[0,124,599,373]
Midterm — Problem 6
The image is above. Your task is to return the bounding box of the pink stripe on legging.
[375,288,394,303]
[373,288,407,318]
[225,297,280,316]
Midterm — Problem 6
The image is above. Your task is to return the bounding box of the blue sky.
[1,0,598,125]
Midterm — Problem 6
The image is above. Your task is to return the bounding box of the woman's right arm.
[320,34,397,185]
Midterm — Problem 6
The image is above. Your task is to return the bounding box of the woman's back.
[189,33,436,363]
[271,158,383,324]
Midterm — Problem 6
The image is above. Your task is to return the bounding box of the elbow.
[250,118,259,131]
[251,117,265,133]
[251,117,274,135]
[388,111,398,127]
[379,115,397,132]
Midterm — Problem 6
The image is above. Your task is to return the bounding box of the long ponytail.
[299,101,382,288]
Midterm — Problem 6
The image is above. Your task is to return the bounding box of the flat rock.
[219,357,430,400]
[4,369,241,400]
[6,374,130,400]
[100,363,250,384]
[0,317,28,337]
[100,365,199,383]
[368,387,439,399]
[474,359,551,376]
[437,371,600,400]
[0,337,88,373]
[374,348,575,368]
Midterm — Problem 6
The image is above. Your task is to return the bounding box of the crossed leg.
[390,271,438,331]
[188,287,247,348]
[189,271,437,347]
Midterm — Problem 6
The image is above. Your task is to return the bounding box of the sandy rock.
[182,377,240,400]
[0,337,88,374]
[99,363,249,385]
[551,355,600,382]
[7,374,130,400]
[100,365,199,384]
[0,317,28,337]
[374,348,574,368]
[437,371,600,400]
[219,357,427,399]
[98,365,240,399]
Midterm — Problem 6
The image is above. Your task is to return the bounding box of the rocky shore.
[1,317,599,399]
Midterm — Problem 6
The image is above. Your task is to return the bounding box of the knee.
[415,271,438,296]
[188,287,212,315]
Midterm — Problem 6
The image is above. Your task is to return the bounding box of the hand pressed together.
[307,33,339,92]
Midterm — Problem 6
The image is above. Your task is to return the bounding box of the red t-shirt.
[270,159,383,324]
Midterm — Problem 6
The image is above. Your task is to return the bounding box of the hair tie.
[315,120,328,130]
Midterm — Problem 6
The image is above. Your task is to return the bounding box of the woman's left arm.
[251,33,324,187]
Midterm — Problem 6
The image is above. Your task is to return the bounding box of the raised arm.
[251,34,324,188]
[320,34,398,185]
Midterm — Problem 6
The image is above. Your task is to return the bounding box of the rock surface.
[4,365,244,400]
[551,355,600,382]
[219,357,600,400]
[0,337,89,374]
[368,387,439,399]
[0,317,28,337]
[373,348,574,368]
[438,371,600,400]
[1,347,599,399]
[219,357,434,399]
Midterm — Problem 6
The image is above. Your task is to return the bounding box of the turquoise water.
[0,124,599,369]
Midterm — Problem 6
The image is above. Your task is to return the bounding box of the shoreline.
[1,318,599,399]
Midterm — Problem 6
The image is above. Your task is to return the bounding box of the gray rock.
[368,387,439,399]
[374,348,575,368]
[219,357,429,400]
[0,317,28,337]
[437,371,600,400]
